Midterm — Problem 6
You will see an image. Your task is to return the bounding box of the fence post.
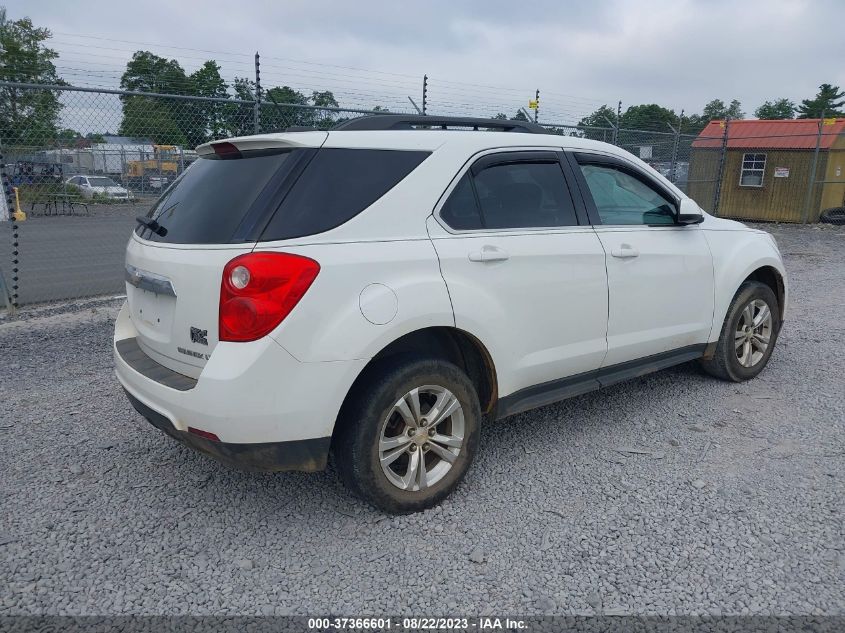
[601,116,618,146]
[801,113,824,224]
[0,149,18,313]
[120,147,126,194]
[613,100,621,145]
[712,118,730,215]
[253,52,261,134]
[669,109,683,183]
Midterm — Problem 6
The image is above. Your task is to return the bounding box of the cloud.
[9,0,845,122]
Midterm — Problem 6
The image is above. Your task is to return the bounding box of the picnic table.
[30,193,90,217]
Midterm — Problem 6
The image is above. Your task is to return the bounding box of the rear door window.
[439,155,578,231]
[474,161,578,229]
[259,148,430,241]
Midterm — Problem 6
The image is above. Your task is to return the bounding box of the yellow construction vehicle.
[124,145,181,180]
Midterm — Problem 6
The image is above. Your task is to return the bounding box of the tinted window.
[473,161,577,229]
[261,149,430,240]
[136,150,298,243]
[579,164,676,225]
[440,174,483,230]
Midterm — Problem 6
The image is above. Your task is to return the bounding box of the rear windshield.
[136,150,298,243]
[136,147,430,244]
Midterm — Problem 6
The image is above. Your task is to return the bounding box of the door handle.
[610,243,639,258]
[468,245,510,263]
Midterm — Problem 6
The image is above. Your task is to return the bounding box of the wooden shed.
[688,118,845,222]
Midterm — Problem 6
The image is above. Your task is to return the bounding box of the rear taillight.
[219,252,320,342]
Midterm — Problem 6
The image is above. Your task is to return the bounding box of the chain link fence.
[2,82,843,308]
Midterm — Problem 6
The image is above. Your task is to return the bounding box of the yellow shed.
[688,118,845,222]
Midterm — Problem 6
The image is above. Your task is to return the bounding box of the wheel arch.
[743,265,786,321]
[332,326,499,441]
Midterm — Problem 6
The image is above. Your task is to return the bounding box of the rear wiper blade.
[135,216,167,237]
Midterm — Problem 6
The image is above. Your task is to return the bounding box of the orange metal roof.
[691,118,845,149]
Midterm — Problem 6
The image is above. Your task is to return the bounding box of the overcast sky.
[10,0,845,123]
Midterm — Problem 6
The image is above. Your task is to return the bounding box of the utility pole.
[422,75,428,116]
[253,52,261,134]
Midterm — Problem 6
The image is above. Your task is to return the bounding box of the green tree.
[493,112,509,120]
[0,8,65,147]
[310,90,339,129]
[186,60,229,143]
[577,104,618,130]
[177,60,229,147]
[119,52,190,145]
[702,98,745,121]
[754,98,796,120]
[680,113,707,135]
[55,128,81,144]
[620,104,677,130]
[511,110,529,122]
[265,85,310,130]
[120,50,189,94]
[226,76,258,136]
[797,83,844,118]
[119,96,186,145]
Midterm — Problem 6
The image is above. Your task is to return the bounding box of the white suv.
[114,115,787,513]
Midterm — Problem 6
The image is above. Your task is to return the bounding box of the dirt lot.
[0,223,843,617]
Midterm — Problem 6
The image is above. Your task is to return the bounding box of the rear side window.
[136,151,300,243]
[260,149,430,241]
[440,174,483,230]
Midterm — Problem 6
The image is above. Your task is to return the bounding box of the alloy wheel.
[378,385,465,491]
[735,299,773,368]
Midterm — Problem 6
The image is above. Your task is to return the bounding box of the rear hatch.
[125,132,327,378]
[124,130,432,378]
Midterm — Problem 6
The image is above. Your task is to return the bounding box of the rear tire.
[333,358,481,514]
[700,281,781,382]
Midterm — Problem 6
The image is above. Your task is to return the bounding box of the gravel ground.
[0,223,843,617]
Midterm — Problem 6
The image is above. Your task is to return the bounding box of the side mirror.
[677,198,704,225]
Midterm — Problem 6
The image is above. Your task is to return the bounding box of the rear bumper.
[113,302,366,471]
[123,389,330,472]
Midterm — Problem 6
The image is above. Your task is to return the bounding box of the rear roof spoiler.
[196,131,327,157]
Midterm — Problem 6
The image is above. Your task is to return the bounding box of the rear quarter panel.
[257,239,455,362]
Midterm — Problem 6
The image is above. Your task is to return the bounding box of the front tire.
[333,358,481,514]
[701,281,781,382]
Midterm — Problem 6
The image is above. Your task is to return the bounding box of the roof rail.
[332,114,547,134]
